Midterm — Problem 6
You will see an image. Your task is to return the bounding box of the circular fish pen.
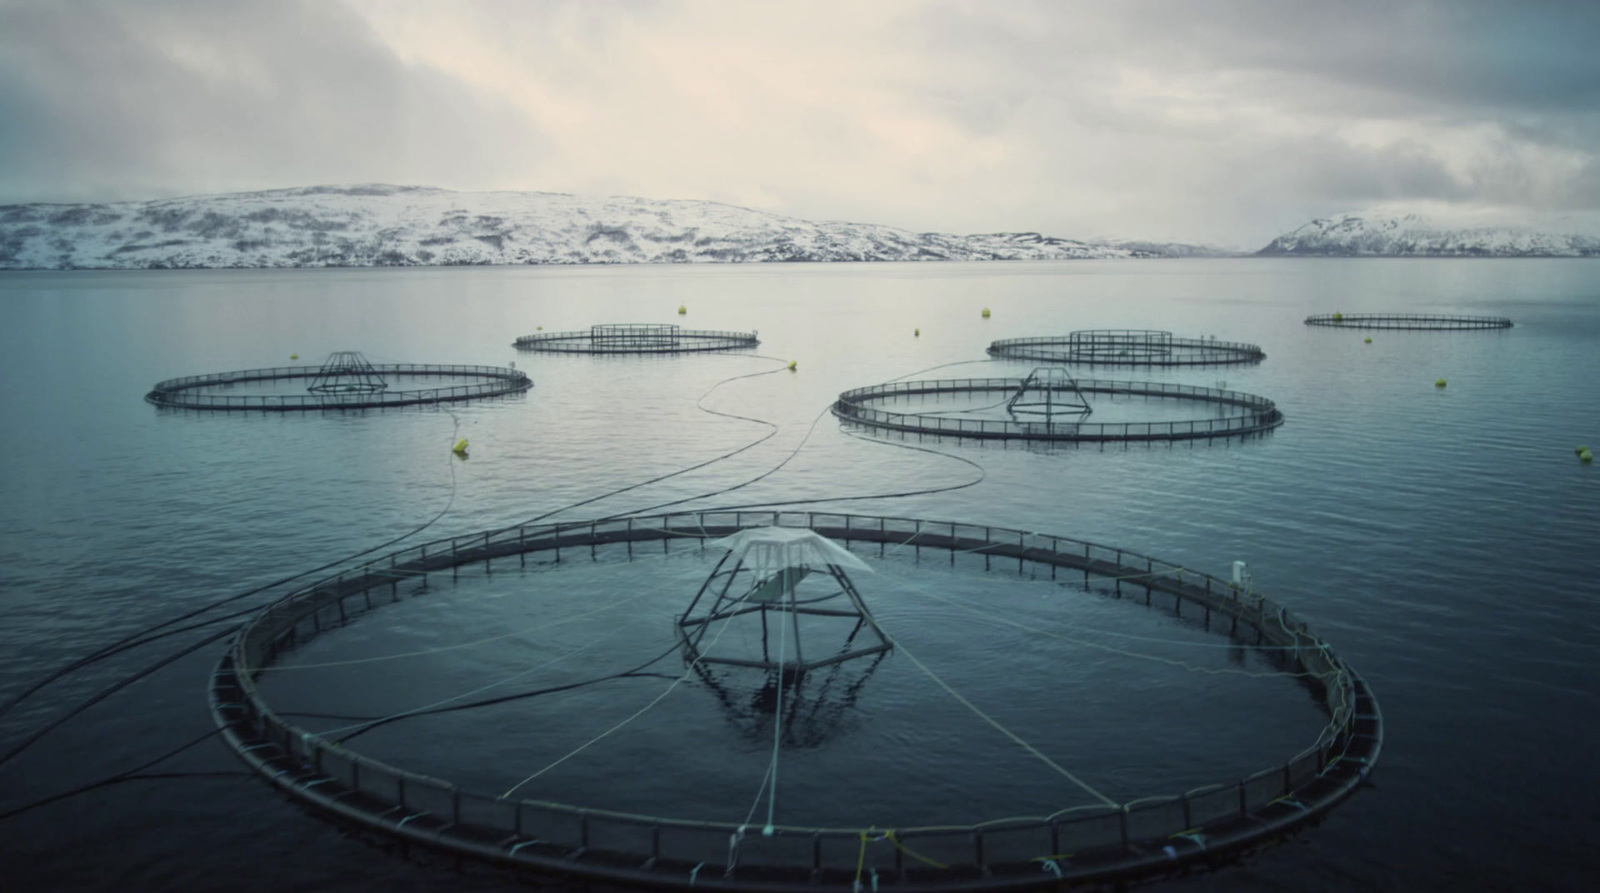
[514,324,760,354]
[988,331,1266,366]
[145,352,531,411]
[1303,313,1513,330]
[833,373,1284,442]
[211,511,1380,891]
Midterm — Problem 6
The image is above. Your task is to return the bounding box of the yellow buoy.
[1332,312,1344,322]
[1435,378,1447,388]
[914,328,920,337]
[1577,446,1591,456]
[1580,448,1594,464]
[290,353,298,360]
[981,308,991,318]
[452,438,469,456]
[536,326,542,331]
[787,360,797,371]
[678,305,687,315]
[1364,338,1371,344]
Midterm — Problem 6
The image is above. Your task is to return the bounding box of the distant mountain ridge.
[1259,213,1600,257]
[0,185,1226,269]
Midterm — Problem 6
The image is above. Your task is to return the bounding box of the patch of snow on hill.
[1258,209,1600,257]
[0,185,1192,269]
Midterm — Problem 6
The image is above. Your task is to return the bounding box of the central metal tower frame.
[677,530,891,681]
[1006,367,1093,421]
[306,351,389,394]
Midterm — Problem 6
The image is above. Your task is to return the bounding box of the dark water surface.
[1,260,1597,891]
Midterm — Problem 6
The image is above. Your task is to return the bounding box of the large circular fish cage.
[144,363,531,411]
[833,378,1284,442]
[210,510,1380,892]
[1303,313,1513,330]
[514,324,760,354]
[988,331,1266,366]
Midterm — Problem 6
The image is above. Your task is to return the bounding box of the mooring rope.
[255,529,708,673]
[498,587,752,799]
[875,621,1119,810]
[874,567,1354,765]
[765,593,789,833]
[879,575,1339,681]
[310,622,636,738]
[256,587,658,671]
[729,592,791,875]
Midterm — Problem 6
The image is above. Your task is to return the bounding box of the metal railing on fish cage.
[211,510,1379,892]
[144,362,531,411]
[1304,313,1513,330]
[988,331,1266,366]
[513,324,760,353]
[833,378,1284,442]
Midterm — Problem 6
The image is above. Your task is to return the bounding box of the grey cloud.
[912,0,1600,117]
[894,0,1600,229]
[1558,162,1600,211]
[2,0,1595,246]
[0,0,547,203]
[1170,0,1600,115]
[1281,138,1468,204]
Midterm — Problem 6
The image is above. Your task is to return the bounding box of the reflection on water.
[1,260,1598,891]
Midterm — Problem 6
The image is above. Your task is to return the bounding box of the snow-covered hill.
[1089,238,1243,258]
[1258,213,1600,257]
[0,185,1212,269]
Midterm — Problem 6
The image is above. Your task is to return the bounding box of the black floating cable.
[0,727,236,822]
[0,358,786,764]
[0,413,465,726]
[0,354,976,784]
[330,639,687,743]
[0,627,236,770]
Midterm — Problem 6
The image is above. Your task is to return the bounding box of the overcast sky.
[2,0,1597,246]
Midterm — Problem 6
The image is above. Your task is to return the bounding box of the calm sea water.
[1,260,1597,891]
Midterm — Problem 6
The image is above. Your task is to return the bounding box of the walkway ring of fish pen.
[988,331,1267,366]
[833,378,1284,442]
[1303,313,1513,330]
[210,510,1381,892]
[144,363,531,411]
[513,323,760,353]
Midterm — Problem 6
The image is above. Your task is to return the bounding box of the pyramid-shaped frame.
[677,528,890,680]
[307,351,389,394]
[1006,366,1092,421]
